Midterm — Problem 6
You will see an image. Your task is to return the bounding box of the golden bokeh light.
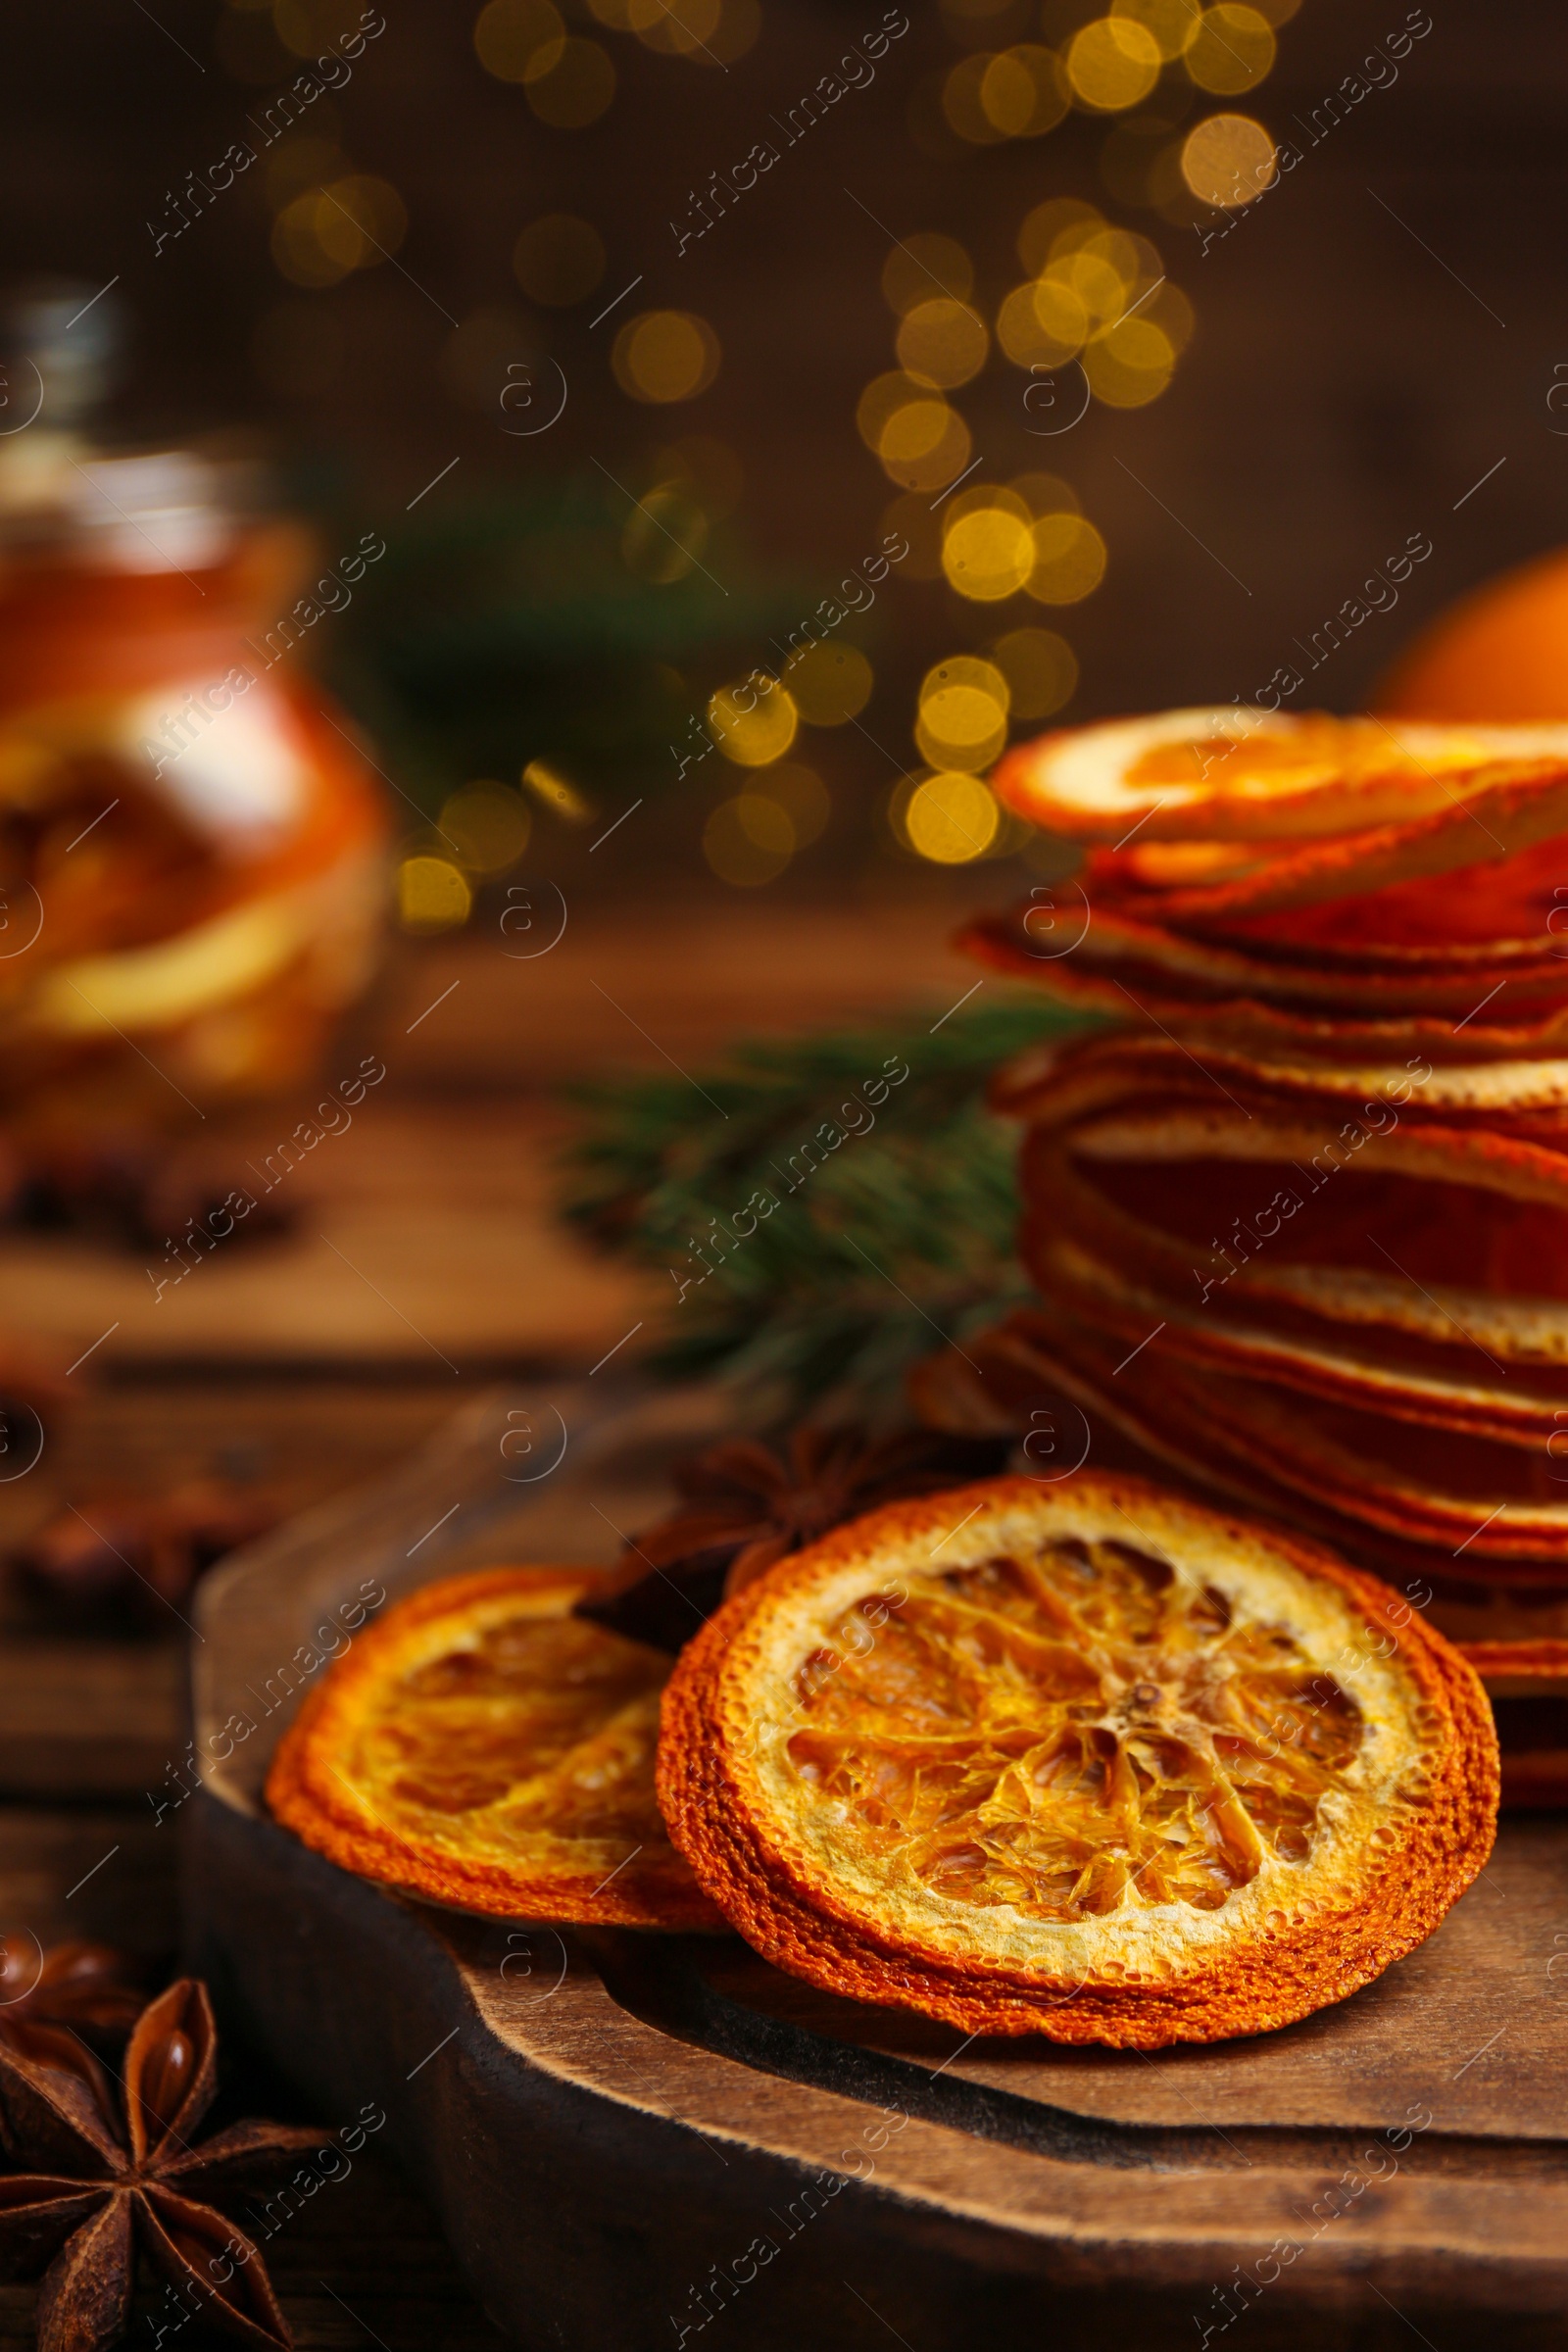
[704,792,795,886]
[1065,17,1161,112]
[881,234,974,317]
[473,0,565,81]
[980,45,1069,136]
[760,762,832,847]
[521,760,593,821]
[1011,470,1081,516]
[916,657,1010,772]
[1083,314,1175,405]
[1181,112,1278,206]
[856,370,924,450]
[1185,4,1276,94]
[996,278,1089,368]
[877,398,972,494]
[439,782,532,873]
[512,213,606,305]
[1110,0,1198,61]
[612,310,720,402]
[274,0,366,59]
[527,36,616,124]
[1028,512,1108,604]
[624,0,760,61]
[398,855,472,932]
[991,625,1079,719]
[781,642,874,725]
[1017,196,1102,276]
[941,506,1037,603]
[902,771,1003,863]
[264,134,343,212]
[708,678,799,766]
[942,53,1010,144]
[620,480,710,583]
[896,298,990,390]
[629,0,719,48]
[270,176,406,286]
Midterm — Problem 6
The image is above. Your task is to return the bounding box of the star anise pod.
[15,1482,281,1629]
[0,1976,327,2351]
[576,1421,1010,1652]
[0,1942,147,2111]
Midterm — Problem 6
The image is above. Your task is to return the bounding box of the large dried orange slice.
[267,1567,720,1929]
[994,707,1568,843]
[658,1478,1496,2043]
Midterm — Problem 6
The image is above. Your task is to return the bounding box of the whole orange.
[1377,545,1568,719]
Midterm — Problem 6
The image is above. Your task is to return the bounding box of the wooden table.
[0,895,976,2349]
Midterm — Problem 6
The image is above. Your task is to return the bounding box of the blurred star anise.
[15,1483,280,1630]
[576,1422,1009,1652]
[0,1977,326,2352]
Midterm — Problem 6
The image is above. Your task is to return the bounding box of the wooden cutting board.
[185,1389,1568,2352]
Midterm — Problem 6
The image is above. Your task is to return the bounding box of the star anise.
[0,1976,327,2351]
[15,1482,281,1629]
[576,1421,1010,1652]
[0,1942,146,2103]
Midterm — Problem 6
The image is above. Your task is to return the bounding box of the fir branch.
[559,993,1096,1419]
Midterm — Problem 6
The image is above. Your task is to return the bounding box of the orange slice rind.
[994,708,1568,844]
[267,1566,721,1930]
[657,1477,1496,2043]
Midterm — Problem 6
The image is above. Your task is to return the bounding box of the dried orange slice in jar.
[267,1568,720,1929]
[658,1478,1496,2042]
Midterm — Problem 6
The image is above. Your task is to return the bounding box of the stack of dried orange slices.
[268,1480,1498,2047]
[945,710,1568,1611]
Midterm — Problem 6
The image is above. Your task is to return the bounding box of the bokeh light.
[762,763,832,847]
[620,480,710,582]
[270,175,406,286]
[979,45,1069,135]
[521,760,593,821]
[915,656,1010,772]
[942,54,1010,145]
[473,0,565,81]
[439,782,532,872]
[513,213,606,305]
[902,772,1003,862]
[708,678,800,765]
[526,37,616,125]
[1082,315,1175,405]
[896,298,990,390]
[398,855,472,931]
[1109,0,1198,61]
[1184,4,1276,94]
[1181,112,1278,205]
[876,396,971,493]
[990,625,1079,719]
[1065,17,1161,112]
[881,234,974,316]
[942,505,1037,602]
[1027,512,1108,604]
[612,310,720,402]
[274,0,367,59]
[781,643,874,724]
[996,277,1089,368]
[1017,196,1103,275]
[704,792,795,885]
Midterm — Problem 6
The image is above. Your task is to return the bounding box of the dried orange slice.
[657,1478,1496,2043]
[993,707,1568,843]
[267,1567,720,1929]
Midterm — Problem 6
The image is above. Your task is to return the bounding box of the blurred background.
[1,0,1556,923]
